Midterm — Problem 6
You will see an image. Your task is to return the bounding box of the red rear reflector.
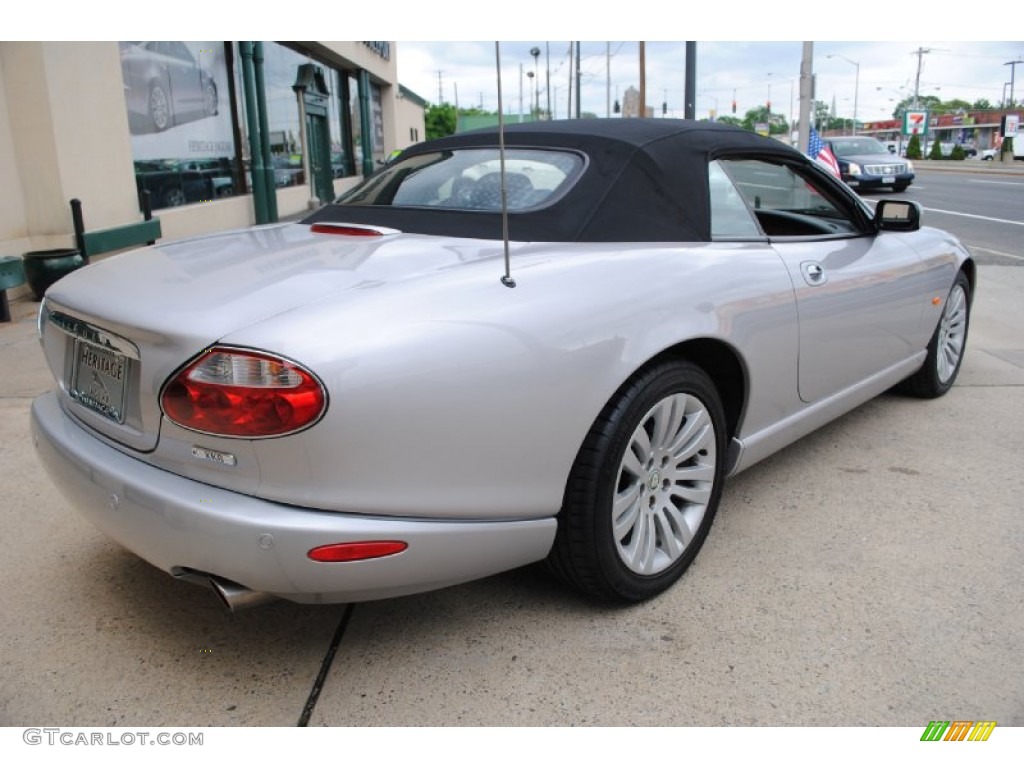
[308,541,408,563]
[310,223,382,237]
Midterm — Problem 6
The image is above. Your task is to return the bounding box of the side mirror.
[875,199,921,232]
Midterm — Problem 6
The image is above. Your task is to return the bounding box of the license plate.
[70,341,128,423]
[882,175,896,184]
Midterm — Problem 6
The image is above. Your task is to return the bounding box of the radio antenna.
[494,42,516,288]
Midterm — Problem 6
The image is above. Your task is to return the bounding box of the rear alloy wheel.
[900,272,971,398]
[204,82,218,116]
[149,83,170,132]
[163,187,186,207]
[549,361,726,602]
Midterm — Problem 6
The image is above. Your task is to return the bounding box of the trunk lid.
[41,222,502,451]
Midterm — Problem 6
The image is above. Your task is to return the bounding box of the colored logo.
[920,721,996,742]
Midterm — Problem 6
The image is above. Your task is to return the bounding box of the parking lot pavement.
[2,268,1022,727]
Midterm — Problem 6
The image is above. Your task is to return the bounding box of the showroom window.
[258,43,312,191]
[119,41,242,211]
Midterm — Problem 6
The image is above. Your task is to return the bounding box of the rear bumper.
[31,391,557,604]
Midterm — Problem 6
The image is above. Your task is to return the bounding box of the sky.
[396,41,1024,125]
[15,1,1023,127]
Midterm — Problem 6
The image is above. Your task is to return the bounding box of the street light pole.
[827,54,859,135]
[526,71,535,120]
[530,46,541,117]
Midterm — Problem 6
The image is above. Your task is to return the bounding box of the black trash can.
[22,248,85,301]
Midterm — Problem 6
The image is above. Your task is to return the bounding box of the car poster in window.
[119,42,237,210]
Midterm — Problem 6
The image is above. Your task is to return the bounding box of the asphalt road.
[861,166,1024,265]
[1,170,1022,737]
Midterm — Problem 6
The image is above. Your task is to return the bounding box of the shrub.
[950,145,966,161]
[928,139,944,159]
[905,134,922,159]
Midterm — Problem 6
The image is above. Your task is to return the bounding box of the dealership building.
[0,41,426,302]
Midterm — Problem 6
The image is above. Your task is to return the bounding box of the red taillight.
[308,541,408,562]
[161,347,326,438]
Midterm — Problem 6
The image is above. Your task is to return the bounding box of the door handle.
[801,261,827,286]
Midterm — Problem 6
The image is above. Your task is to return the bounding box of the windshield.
[335,148,585,211]
[829,137,891,156]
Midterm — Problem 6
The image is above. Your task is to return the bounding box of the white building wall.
[0,40,401,290]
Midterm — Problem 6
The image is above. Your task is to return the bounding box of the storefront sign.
[364,42,391,61]
[903,110,928,136]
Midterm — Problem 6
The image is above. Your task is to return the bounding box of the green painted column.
[358,70,374,177]
[239,43,269,224]
[253,42,278,222]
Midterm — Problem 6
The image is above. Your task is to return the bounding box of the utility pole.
[639,42,646,118]
[606,42,611,118]
[1007,59,1024,107]
[910,47,933,108]
[685,42,696,119]
[798,42,813,153]
[437,71,443,104]
[567,42,573,120]
[546,42,551,120]
[575,41,581,119]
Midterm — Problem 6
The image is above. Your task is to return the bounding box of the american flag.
[809,126,841,178]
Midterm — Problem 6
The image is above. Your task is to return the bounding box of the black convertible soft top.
[304,119,809,242]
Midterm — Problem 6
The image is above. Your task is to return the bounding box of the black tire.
[899,271,971,398]
[548,360,727,602]
[149,82,171,132]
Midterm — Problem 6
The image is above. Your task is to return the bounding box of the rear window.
[336,148,585,211]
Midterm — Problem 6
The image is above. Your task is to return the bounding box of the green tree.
[892,95,941,120]
[972,98,993,110]
[929,137,944,159]
[715,115,743,127]
[905,134,923,159]
[950,145,966,160]
[742,106,788,136]
[425,103,456,139]
[944,99,972,112]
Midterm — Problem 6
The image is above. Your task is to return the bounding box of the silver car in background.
[31,120,973,609]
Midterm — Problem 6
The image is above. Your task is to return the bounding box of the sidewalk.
[912,157,1024,175]
[2,268,1023,727]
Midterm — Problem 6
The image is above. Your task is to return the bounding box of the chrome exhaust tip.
[207,576,278,612]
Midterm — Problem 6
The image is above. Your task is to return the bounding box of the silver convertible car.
[31,119,973,609]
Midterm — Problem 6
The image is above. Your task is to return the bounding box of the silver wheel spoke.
[668,403,710,459]
[672,483,712,506]
[621,446,645,479]
[613,483,644,539]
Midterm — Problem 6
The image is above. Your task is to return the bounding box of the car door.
[164,41,202,120]
[717,157,929,404]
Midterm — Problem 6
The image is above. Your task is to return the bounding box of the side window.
[718,158,866,237]
[708,160,761,238]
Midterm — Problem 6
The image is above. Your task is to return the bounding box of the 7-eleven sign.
[903,110,929,136]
